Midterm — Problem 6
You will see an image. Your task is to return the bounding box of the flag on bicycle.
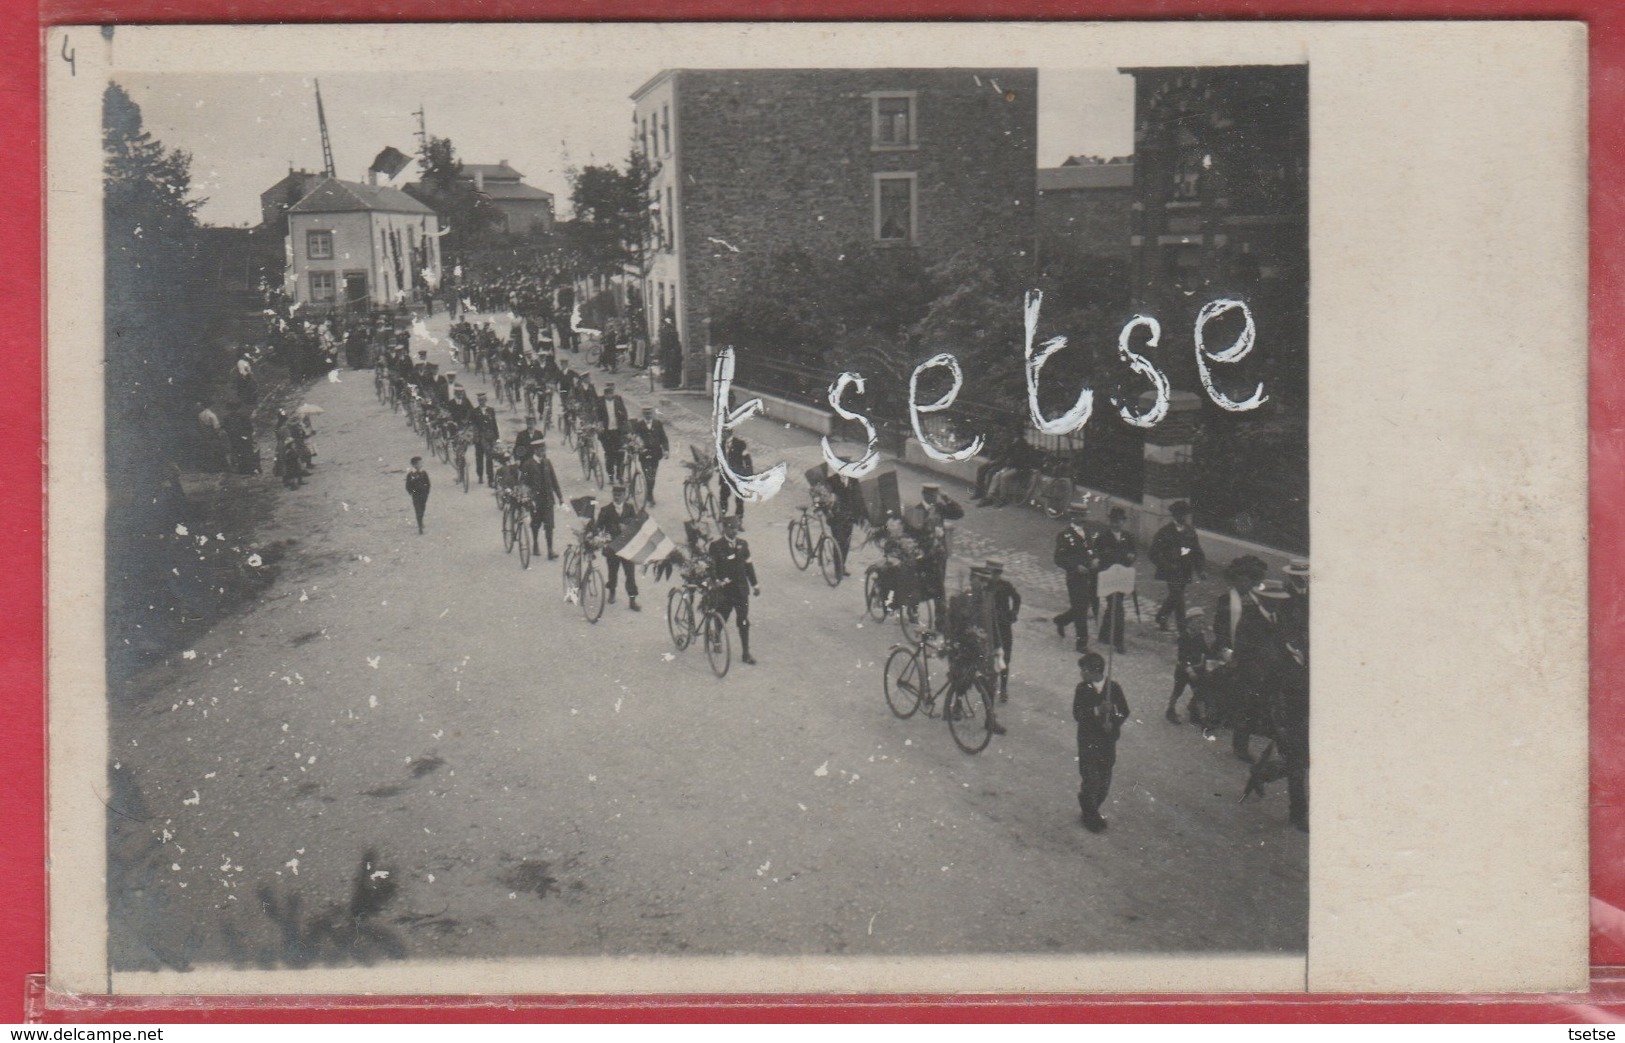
[570,495,597,521]
[610,511,679,565]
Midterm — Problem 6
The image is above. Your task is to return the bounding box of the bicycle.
[373,361,388,405]
[619,444,648,506]
[882,631,999,754]
[560,530,608,623]
[578,426,605,488]
[666,581,704,651]
[683,473,717,522]
[560,399,578,450]
[500,487,532,569]
[863,562,935,644]
[452,431,472,493]
[787,504,845,587]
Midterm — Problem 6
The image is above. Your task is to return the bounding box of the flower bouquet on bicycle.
[681,446,719,521]
[863,521,931,635]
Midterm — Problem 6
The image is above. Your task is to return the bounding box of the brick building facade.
[1124,64,1309,552]
[1035,160,1134,263]
[630,68,1038,384]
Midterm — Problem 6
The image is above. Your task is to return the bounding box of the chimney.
[367,170,378,186]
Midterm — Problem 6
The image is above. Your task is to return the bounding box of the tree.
[403,135,500,261]
[564,148,657,282]
[104,81,211,492]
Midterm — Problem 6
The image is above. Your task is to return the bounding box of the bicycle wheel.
[581,567,606,623]
[819,536,844,588]
[947,677,996,754]
[457,455,469,493]
[900,597,936,646]
[666,587,694,651]
[787,517,812,571]
[586,342,601,365]
[683,482,703,521]
[437,434,451,465]
[561,546,581,597]
[502,503,517,553]
[628,469,645,507]
[864,569,889,622]
[516,515,532,569]
[703,612,731,678]
[562,418,576,450]
[590,453,605,489]
[883,646,924,719]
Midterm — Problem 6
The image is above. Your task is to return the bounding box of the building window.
[870,92,918,150]
[640,119,649,158]
[306,229,334,260]
[662,104,671,156]
[874,174,917,243]
[310,270,337,303]
[665,186,674,252]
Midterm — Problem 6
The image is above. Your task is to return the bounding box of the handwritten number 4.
[60,36,75,76]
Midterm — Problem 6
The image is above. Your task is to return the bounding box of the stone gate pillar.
[1138,389,1202,546]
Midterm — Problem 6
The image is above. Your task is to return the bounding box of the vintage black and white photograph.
[96,48,1310,974]
[49,22,1589,996]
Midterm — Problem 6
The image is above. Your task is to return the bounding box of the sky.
[119,68,1135,229]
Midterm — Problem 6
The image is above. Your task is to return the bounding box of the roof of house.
[478,181,554,203]
[260,170,324,203]
[1037,164,1135,192]
[460,162,525,182]
[288,178,438,216]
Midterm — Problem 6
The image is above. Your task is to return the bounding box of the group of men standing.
[1045,496,1310,834]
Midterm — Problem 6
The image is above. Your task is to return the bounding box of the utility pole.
[314,80,336,179]
[412,105,428,159]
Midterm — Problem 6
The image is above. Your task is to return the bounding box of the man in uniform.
[446,385,472,427]
[594,484,642,611]
[718,436,753,525]
[471,392,499,485]
[1073,652,1129,833]
[905,483,964,621]
[1096,506,1137,655]
[1052,501,1101,653]
[513,414,545,463]
[982,560,1021,703]
[595,381,631,484]
[709,515,760,664]
[1150,500,1206,630]
[1226,566,1290,764]
[520,439,566,559]
[630,405,670,506]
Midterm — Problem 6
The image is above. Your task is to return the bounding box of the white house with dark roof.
[284,177,442,311]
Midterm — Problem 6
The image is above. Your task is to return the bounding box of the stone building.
[259,168,327,236]
[1123,63,1309,552]
[283,178,442,311]
[1035,158,1134,263]
[629,68,1038,384]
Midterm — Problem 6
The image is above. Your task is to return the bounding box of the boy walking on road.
[406,456,431,535]
[1073,652,1129,833]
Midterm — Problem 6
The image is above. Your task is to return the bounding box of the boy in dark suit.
[405,456,431,534]
[1073,652,1128,833]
